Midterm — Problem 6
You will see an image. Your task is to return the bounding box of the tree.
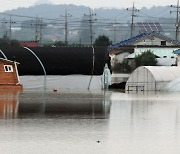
[53,41,67,46]
[113,59,132,73]
[94,35,112,47]
[0,36,19,47]
[134,50,157,68]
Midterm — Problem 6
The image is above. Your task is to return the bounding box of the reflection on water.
[1,90,180,154]
[0,91,111,119]
[109,92,180,154]
[0,90,19,119]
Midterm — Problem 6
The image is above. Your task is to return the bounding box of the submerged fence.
[126,81,169,92]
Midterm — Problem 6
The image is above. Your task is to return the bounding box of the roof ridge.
[110,32,180,48]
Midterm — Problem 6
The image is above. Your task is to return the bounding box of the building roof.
[109,46,134,55]
[110,32,180,49]
[0,58,20,64]
[19,41,39,47]
[173,49,180,54]
[0,47,108,76]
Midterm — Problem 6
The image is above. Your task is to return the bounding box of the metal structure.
[137,22,163,34]
[23,47,47,90]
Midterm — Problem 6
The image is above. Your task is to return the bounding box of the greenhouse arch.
[125,66,180,92]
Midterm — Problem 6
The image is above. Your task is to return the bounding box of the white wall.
[134,37,175,46]
[134,47,178,66]
[114,52,130,64]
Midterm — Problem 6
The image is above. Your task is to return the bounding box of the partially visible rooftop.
[174,49,180,54]
[110,32,180,49]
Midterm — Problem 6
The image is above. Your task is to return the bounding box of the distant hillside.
[0,4,177,44]
[4,4,176,22]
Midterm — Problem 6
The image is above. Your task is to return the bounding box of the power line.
[170,0,180,41]
[0,9,179,44]
[61,9,72,44]
[84,8,97,46]
[127,2,139,37]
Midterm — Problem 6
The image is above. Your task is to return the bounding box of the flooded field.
[0,90,180,154]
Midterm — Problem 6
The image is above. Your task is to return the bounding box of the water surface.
[0,90,180,154]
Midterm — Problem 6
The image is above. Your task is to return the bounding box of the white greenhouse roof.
[163,77,180,92]
[126,66,180,91]
[145,66,180,81]
[127,66,180,82]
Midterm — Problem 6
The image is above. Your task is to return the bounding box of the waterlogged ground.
[0,90,180,154]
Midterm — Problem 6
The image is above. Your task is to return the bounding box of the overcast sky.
[0,0,179,12]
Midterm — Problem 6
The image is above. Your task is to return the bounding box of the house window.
[161,41,166,46]
[4,65,13,72]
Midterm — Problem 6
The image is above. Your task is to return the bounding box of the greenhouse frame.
[125,66,180,92]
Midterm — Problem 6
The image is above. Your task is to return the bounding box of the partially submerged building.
[125,66,180,92]
[174,49,180,66]
[0,47,110,90]
[0,58,22,90]
[109,32,180,68]
[162,49,180,92]
[125,47,180,92]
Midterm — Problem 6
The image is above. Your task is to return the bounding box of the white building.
[109,32,180,67]
[127,47,178,66]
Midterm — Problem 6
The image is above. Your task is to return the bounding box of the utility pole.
[114,26,116,44]
[39,19,43,45]
[9,16,12,40]
[33,16,44,44]
[61,9,72,45]
[35,16,38,42]
[113,21,117,44]
[1,18,8,38]
[170,0,180,41]
[3,16,16,40]
[127,2,139,38]
[84,8,97,46]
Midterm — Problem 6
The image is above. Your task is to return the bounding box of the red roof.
[19,41,38,47]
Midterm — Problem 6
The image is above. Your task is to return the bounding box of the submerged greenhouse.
[163,77,180,92]
[125,66,180,92]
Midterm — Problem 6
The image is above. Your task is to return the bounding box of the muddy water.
[0,90,179,154]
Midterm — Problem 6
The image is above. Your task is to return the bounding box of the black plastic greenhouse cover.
[0,47,109,76]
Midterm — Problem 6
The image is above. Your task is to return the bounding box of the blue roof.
[110,32,180,49]
[174,49,180,54]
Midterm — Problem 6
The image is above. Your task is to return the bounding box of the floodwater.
[0,90,180,154]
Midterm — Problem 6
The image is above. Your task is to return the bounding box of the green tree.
[134,50,157,68]
[0,36,19,47]
[94,35,112,47]
[53,41,68,46]
[113,59,132,73]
